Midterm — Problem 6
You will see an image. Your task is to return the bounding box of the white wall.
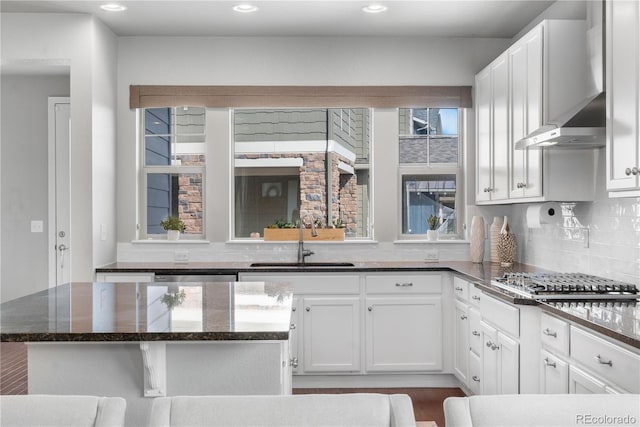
[1,13,118,287]
[0,75,70,302]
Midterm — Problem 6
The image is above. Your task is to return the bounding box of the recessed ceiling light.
[100,3,127,12]
[362,4,388,14]
[233,4,259,13]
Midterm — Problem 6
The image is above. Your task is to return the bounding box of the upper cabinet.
[606,0,640,197]
[475,20,598,205]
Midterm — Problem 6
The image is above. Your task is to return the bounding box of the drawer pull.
[595,354,613,367]
[472,376,480,382]
[292,307,296,312]
[543,328,557,338]
[472,295,481,301]
[396,282,413,287]
[305,307,310,312]
[491,344,500,351]
[290,357,298,368]
[455,286,464,291]
[290,323,296,330]
[486,341,493,348]
[460,315,468,320]
[472,330,480,336]
[543,358,556,368]
[368,306,373,312]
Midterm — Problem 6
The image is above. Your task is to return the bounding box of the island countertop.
[1,281,293,342]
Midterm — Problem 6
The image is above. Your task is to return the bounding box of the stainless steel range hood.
[516,1,605,150]
[514,92,606,149]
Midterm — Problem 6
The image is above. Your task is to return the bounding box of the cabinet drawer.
[239,273,360,294]
[96,273,154,283]
[480,294,520,338]
[469,307,482,356]
[570,326,640,393]
[468,284,483,307]
[453,277,469,301]
[365,274,441,294]
[540,313,569,356]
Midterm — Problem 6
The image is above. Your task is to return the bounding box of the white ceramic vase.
[427,230,439,241]
[167,230,180,241]
[469,216,485,263]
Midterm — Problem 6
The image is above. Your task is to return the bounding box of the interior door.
[48,97,71,287]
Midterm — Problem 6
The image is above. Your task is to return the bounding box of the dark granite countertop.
[1,281,293,342]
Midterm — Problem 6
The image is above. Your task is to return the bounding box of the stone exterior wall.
[177,154,204,233]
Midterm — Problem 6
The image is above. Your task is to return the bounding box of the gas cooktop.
[491,272,639,300]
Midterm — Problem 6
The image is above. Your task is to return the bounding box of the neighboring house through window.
[399,108,463,238]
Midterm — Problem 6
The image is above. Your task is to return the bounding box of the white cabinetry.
[481,321,519,395]
[453,299,469,382]
[475,54,509,203]
[452,276,483,393]
[539,313,570,393]
[475,19,597,205]
[540,349,569,394]
[364,274,442,372]
[96,272,155,282]
[606,0,640,197]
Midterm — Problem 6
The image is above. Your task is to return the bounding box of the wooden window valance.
[130,85,472,109]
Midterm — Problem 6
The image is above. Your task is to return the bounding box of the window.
[141,107,206,238]
[233,108,371,239]
[399,108,462,238]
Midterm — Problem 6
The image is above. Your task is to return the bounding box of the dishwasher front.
[154,274,237,283]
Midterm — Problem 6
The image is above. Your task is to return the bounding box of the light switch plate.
[424,248,439,262]
[31,220,44,233]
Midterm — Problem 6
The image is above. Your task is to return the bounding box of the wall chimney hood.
[516,2,605,150]
[514,92,605,149]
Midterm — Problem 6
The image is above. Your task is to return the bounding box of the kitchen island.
[0,280,293,427]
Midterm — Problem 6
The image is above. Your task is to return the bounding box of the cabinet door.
[497,331,519,394]
[469,307,482,356]
[569,365,607,394]
[540,350,568,394]
[606,0,640,192]
[509,25,543,199]
[476,65,493,203]
[491,54,510,201]
[290,298,300,373]
[302,297,360,372]
[469,350,482,395]
[366,296,442,372]
[481,322,499,395]
[453,300,469,383]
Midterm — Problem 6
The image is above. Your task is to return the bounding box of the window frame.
[138,107,207,240]
[397,108,465,240]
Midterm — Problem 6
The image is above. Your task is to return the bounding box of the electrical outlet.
[174,249,189,262]
[424,249,439,262]
[30,220,44,233]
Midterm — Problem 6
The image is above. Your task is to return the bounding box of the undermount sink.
[250,262,355,268]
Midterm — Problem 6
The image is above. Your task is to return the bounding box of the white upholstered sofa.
[444,394,640,427]
[0,395,126,427]
[148,393,416,427]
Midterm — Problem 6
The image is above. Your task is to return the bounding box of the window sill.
[131,239,210,244]
[394,239,469,244]
[226,239,378,244]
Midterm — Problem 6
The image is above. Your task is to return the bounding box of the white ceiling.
[1,0,560,38]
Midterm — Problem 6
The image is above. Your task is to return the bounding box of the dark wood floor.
[294,387,465,427]
[1,342,463,426]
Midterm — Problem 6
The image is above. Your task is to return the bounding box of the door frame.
[48,97,70,288]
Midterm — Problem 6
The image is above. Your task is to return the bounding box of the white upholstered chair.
[0,395,126,427]
[148,393,416,427]
[444,394,640,427]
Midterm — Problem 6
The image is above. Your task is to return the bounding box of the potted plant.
[427,214,440,241]
[160,216,185,240]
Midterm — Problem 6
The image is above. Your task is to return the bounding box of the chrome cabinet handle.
[460,315,468,320]
[368,306,373,311]
[543,328,557,338]
[483,187,493,193]
[305,307,310,312]
[543,358,556,368]
[486,341,493,348]
[472,376,480,382]
[595,354,613,367]
[396,282,413,287]
[633,167,640,175]
[455,286,464,291]
[472,295,481,301]
[626,168,632,176]
[491,344,499,351]
[292,307,296,312]
[516,182,527,189]
[472,330,480,336]
[290,357,298,368]
[290,323,296,330]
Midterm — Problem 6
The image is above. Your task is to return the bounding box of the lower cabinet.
[569,365,607,394]
[365,296,442,372]
[468,350,482,395]
[481,321,519,394]
[302,296,361,372]
[453,299,469,382]
[540,349,569,393]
